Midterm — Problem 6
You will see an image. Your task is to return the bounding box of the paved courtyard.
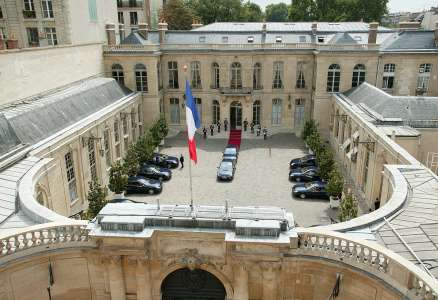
[129,131,337,227]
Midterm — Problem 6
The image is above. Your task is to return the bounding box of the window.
[103,128,111,168]
[134,64,147,92]
[317,36,325,43]
[170,98,180,124]
[114,120,121,159]
[41,0,53,18]
[222,36,228,43]
[247,36,254,43]
[362,149,370,189]
[275,36,282,43]
[212,63,220,89]
[26,27,39,47]
[118,12,124,24]
[327,64,341,92]
[296,62,305,88]
[157,62,162,90]
[44,28,57,45]
[122,116,128,136]
[199,36,206,43]
[382,63,395,89]
[299,36,306,43]
[117,0,122,7]
[130,11,138,25]
[253,100,261,125]
[212,100,220,124]
[168,61,179,89]
[190,61,201,89]
[24,0,35,11]
[230,62,242,89]
[137,104,142,135]
[88,139,97,181]
[112,64,124,85]
[0,28,7,40]
[272,62,284,89]
[65,152,78,202]
[417,63,432,91]
[131,108,136,140]
[195,98,202,123]
[88,0,97,21]
[129,0,138,7]
[272,99,282,125]
[352,64,366,88]
[253,63,262,90]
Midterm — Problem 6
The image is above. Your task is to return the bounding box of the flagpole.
[184,64,194,210]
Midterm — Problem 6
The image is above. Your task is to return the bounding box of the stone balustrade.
[0,221,95,266]
[296,228,438,300]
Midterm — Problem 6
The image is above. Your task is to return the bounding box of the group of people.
[202,118,268,140]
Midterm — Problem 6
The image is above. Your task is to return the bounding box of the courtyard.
[129,131,337,227]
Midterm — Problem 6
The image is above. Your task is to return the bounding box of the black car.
[292,181,329,199]
[138,164,172,181]
[217,160,236,181]
[148,153,179,169]
[125,176,162,195]
[289,166,320,182]
[290,154,316,169]
[223,147,238,164]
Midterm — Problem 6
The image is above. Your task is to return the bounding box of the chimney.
[105,23,116,45]
[311,23,317,36]
[368,22,379,44]
[191,19,203,29]
[158,22,168,44]
[398,21,421,31]
[138,23,148,40]
[435,21,438,46]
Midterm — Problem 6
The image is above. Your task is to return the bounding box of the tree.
[86,180,108,219]
[316,147,334,181]
[302,120,318,141]
[289,0,315,21]
[108,161,128,194]
[135,132,156,164]
[240,2,264,22]
[339,192,358,222]
[159,0,193,30]
[187,0,244,25]
[265,3,289,22]
[326,167,344,197]
[124,145,140,176]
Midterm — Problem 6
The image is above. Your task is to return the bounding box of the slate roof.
[0,115,22,157]
[345,83,438,125]
[329,32,358,44]
[382,30,437,51]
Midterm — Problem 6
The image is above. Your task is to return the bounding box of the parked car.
[138,164,172,181]
[292,181,329,199]
[125,176,162,195]
[223,147,238,164]
[148,153,179,169]
[290,154,316,169]
[289,166,320,182]
[226,144,240,152]
[217,160,236,181]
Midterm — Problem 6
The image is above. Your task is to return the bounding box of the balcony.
[23,10,36,19]
[117,0,143,8]
[219,87,252,95]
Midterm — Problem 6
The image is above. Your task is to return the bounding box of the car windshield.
[220,162,233,171]
[224,148,236,155]
[304,183,317,188]
[138,179,150,185]
[302,166,313,172]
[148,166,159,172]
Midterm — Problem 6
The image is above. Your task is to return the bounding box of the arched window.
[327,64,341,92]
[190,61,201,88]
[253,100,261,125]
[253,63,262,90]
[272,99,282,125]
[112,64,124,85]
[417,63,432,92]
[212,100,220,124]
[352,64,366,88]
[212,63,220,89]
[135,64,148,92]
[272,62,284,89]
[230,62,242,89]
[382,63,395,89]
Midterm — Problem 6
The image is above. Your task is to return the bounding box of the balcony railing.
[117,0,143,8]
[219,87,252,95]
[22,10,36,19]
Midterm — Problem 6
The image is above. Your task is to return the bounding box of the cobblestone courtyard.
[129,132,336,227]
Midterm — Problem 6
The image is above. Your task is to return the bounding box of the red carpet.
[228,130,242,148]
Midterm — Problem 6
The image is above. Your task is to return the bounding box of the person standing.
[203,127,207,139]
[263,127,268,140]
[179,154,184,168]
[243,118,248,131]
[224,118,229,132]
[250,121,255,134]
[210,124,214,136]
[217,121,221,133]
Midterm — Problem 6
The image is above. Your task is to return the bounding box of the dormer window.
[199,36,206,43]
[247,36,254,43]
[222,36,228,43]
[275,36,282,43]
[317,36,325,43]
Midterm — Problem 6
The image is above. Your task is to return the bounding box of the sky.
[251,0,437,13]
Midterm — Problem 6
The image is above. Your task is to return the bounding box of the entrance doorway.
[161,268,226,300]
[230,101,242,129]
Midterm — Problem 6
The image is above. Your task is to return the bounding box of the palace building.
[1,1,438,297]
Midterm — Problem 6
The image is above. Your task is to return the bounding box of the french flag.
[185,80,201,163]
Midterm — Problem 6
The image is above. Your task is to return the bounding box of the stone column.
[106,23,116,45]
[233,265,249,300]
[134,258,153,300]
[262,264,278,300]
[107,256,126,300]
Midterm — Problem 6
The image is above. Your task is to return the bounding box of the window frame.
[212,100,220,124]
[296,62,305,89]
[272,98,282,125]
[65,151,78,202]
[135,64,148,92]
[253,100,261,125]
[168,61,179,89]
[44,27,57,45]
[190,61,202,89]
[327,64,341,92]
[352,64,366,88]
[417,63,432,91]
[41,0,54,18]
[253,63,262,90]
[112,64,125,86]
[170,98,180,124]
[88,139,97,181]
[382,63,395,89]
[272,61,284,89]
[230,62,242,89]
[212,62,220,89]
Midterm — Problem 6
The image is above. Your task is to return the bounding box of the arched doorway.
[230,101,242,129]
[161,268,226,300]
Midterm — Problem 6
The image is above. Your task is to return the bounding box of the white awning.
[341,138,351,151]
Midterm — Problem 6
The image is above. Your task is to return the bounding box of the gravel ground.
[128,132,338,227]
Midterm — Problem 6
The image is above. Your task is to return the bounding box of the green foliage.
[160,0,193,30]
[302,120,318,142]
[339,192,358,222]
[187,0,244,25]
[108,161,128,194]
[86,180,108,219]
[240,1,264,22]
[316,147,334,181]
[326,166,344,197]
[135,131,157,164]
[123,145,140,176]
[265,3,289,22]
[305,131,323,155]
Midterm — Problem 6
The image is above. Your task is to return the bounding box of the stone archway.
[161,268,226,300]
